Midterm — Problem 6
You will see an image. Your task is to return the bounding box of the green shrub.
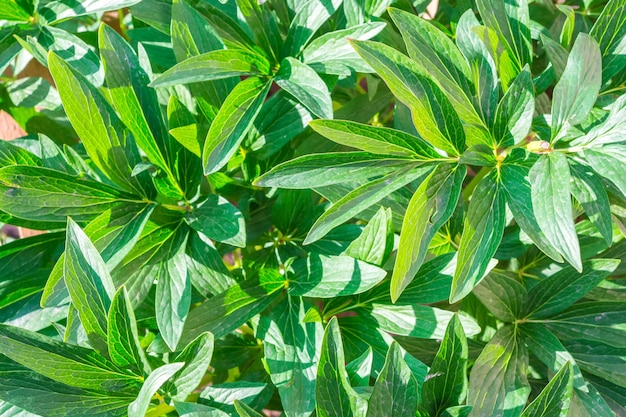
[0,0,625,416]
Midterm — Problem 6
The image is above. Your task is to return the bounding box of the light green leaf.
[256,296,323,417]
[203,76,271,175]
[150,49,271,88]
[470,25,520,91]
[186,231,237,297]
[366,342,419,417]
[583,146,626,196]
[64,218,116,356]
[530,153,581,270]
[289,253,387,298]
[108,287,151,376]
[589,0,626,84]
[127,362,184,417]
[276,58,332,119]
[391,164,465,302]
[571,95,626,147]
[473,270,527,322]
[185,195,246,248]
[179,270,285,346]
[350,40,466,155]
[199,381,273,414]
[175,402,230,416]
[305,164,432,244]
[344,206,393,266]
[308,119,442,159]
[520,363,574,417]
[0,324,142,392]
[234,400,265,417]
[0,0,31,21]
[168,332,214,401]
[316,318,367,417]
[283,0,342,58]
[542,35,569,82]
[39,0,142,23]
[551,34,602,139]
[493,65,534,146]
[522,259,620,319]
[468,325,530,417]
[420,315,468,416]
[255,152,420,189]
[0,140,41,167]
[236,0,281,62]
[451,170,505,302]
[48,51,147,196]
[156,238,191,351]
[570,163,612,244]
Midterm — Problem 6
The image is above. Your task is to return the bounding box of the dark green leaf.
[234,400,265,417]
[283,0,342,57]
[583,146,626,196]
[236,0,281,62]
[473,270,527,322]
[346,348,373,387]
[127,362,184,417]
[570,163,612,244]
[185,195,246,248]
[391,164,465,301]
[0,140,41,167]
[366,342,419,417]
[343,206,393,266]
[589,0,626,84]
[493,65,534,146]
[168,332,214,401]
[186,231,236,297]
[519,363,574,417]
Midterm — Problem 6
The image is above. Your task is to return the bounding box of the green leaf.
[255,152,419,188]
[529,153,581,271]
[283,0,342,58]
[388,8,483,128]
[0,166,133,223]
[470,25,520,91]
[451,170,505,302]
[493,65,534,146]
[168,332,214,401]
[64,218,116,356]
[589,0,626,84]
[176,403,229,416]
[0,0,31,21]
[551,34,602,139]
[0,324,141,392]
[500,163,564,262]
[571,95,626,147]
[420,315,468,416]
[364,304,480,339]
[344,206,394,266]
[542,35,569,82]
[39,0,142,23]
[108,287,151,376]
[0,140,42,167]
[48,51,147,196]
[156,237,191,351]
[179,270,285,346]
[203,76,271,175]
[186,231,237,297]
[301,23,387,74]
[150,49,271,88]
[468,325,530,417]
[522,259,620,319]
[351,40,465,155]
[127,362,184,417]
[570,163,612,244]
[583,146,626,196]
[316,318,367,417]
[473,270,527,322]
[289,253,387,297]
[346,348,373,387]
[308,119,442,159]
[256,296,323,417]
[519,363,574,417]
[236,0,281,62]
[366,342,419,417]
[185,195,246,248]
[391,164,465,301]
[275,57,333,119]
[234,400,265,417]
[393,253,457,305]
[305,164,432,243]
[199,381,272,414]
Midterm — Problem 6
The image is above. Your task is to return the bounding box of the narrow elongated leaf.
[150,49,271,88]
[468,325,530,417]
[571,95,626,147]
[108,287,151,376]
[522,259,619,319]
[0,140,41,167]
[179,270,285,346]
[583,146,626,196]
[185,195,246,247]
[236,0,281,62]
[275,58,332,119]
[493,66,534,146]
[589,0,626,84]
[350,40,466,155]
[64,218,116,356]
[529,153,581,271]
[0,166,132,223]
[168,332,214,401]
[366,342,419,417]
[203,77,271,174]
[257,297,323,417]
[234,400,265,417]
[305,165,432,243]
[520,363,574,417]
[199,381,272,414]
[0,0,30,21]
[309,119,442,159]
[391,164,465,301]
[156,238,191,351]
[283,0,342,57]
[451,170,505,302]
[316,318,367,417]
[344,206,393,266]
[289,253,387,297]
[255,152,419,188]
[0,324,141,392]
[128,362,184,417]
[551,34,602,138]
[570,163,612,244]
[420,315,468,416]
[48,52,147,196]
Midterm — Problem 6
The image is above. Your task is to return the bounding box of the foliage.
[0,0,625,415]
